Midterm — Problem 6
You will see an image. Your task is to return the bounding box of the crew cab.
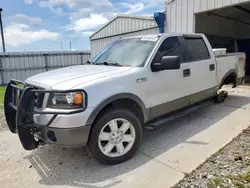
[4,33,245,165]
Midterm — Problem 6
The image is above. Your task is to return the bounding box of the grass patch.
[0,84,24,109]
[230,171,250,186]
[207,177,224,188]
[1,121,7,127]
[209,172,250,188]
[0,86,6,108]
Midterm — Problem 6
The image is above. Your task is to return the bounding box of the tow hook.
[37,140,46,147]
[33,130,45,147]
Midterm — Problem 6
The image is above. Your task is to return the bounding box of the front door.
[148,36,190,120]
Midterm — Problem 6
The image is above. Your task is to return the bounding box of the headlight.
[47,92,85,109]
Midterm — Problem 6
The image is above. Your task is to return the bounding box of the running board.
[144,101,212,131]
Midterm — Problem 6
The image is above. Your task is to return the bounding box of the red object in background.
[239,57,246,71]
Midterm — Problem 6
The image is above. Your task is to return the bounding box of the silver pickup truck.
[4,33,245,165]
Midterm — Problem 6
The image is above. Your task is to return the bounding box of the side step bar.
[145,90,229,131]
[145,101,212,131]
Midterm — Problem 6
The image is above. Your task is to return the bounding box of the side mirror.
[151,56,181,72]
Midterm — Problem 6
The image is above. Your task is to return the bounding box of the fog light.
[47,130,57,142]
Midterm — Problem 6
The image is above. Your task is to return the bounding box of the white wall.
[166,0,250,33]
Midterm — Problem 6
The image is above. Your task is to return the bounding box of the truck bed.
[215,52,245,85]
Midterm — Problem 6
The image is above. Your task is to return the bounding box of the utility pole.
[69,40,72,51]
[0,8,6,52]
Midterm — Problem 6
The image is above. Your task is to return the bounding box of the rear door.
[181,35,217,104]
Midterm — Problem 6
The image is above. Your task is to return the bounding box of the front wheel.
[88,109,142,165]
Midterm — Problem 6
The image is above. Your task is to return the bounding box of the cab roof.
[122,33,204,40]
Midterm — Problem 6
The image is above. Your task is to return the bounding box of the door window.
[184,38,210,62]
[153,37,182,63]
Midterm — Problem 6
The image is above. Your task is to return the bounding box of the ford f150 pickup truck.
[4,33,245,165]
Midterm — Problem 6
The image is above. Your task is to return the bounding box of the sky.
[0,0,165,52]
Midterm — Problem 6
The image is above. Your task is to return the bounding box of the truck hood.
[26,65,132,89]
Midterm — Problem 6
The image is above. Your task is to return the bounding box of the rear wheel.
[88,109,142,165]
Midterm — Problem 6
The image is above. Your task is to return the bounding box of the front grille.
[35,92,45,108]
[25,84,45,108]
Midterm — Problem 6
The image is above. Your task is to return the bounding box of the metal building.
[90,14,158,57]
[166,0,250,75]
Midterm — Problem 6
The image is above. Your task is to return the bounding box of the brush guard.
[4,79,87,150]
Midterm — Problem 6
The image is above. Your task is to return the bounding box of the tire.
[88,108,142,165]
[213,91,228,103]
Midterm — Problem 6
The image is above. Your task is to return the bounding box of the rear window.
[184,38,210,62]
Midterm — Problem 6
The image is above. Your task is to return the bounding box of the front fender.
[86,93,148,125]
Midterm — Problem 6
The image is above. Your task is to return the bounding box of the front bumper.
[37,125,91,147]
[4,79,90,150]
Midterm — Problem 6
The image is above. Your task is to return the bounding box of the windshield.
[91,37,159,67]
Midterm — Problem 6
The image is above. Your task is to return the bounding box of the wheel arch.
[86,93,149,126]
[219,69,237,89]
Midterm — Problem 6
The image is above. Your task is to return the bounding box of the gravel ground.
[173,126,250,188]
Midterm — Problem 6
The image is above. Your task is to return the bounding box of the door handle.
[209,64,215,71]
[183,69,191,77]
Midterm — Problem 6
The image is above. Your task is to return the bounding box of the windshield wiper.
[101,61,122,67]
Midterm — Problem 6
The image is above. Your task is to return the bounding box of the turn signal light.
[239,57,246,71]
[74,92,83,105]
[245,59,247,71]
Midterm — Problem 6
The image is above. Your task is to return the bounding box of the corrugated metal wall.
[195,12,250,38]
[91,27,158,58]
[90,15,159,58]
[91,16,157,40]
[166,0,250,33]
[0,51,91,85]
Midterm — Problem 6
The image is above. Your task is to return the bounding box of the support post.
[0,8,6,52]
